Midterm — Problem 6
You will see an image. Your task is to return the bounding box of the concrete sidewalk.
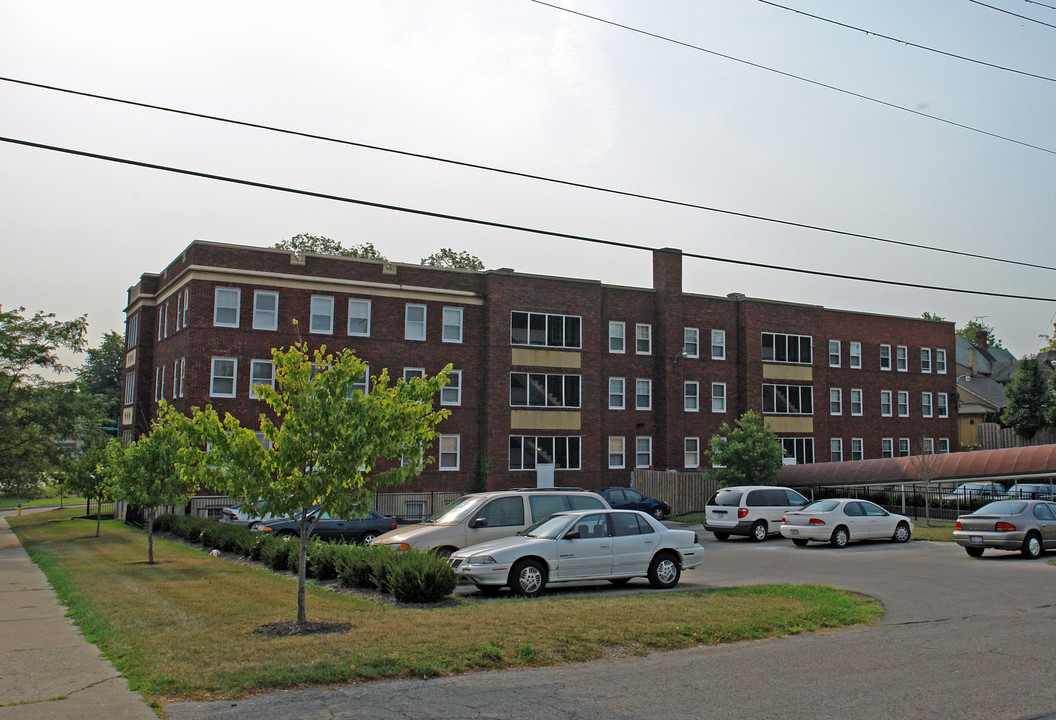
[0,510,156,720]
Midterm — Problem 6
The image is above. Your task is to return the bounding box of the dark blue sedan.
[599,488,671,520]
[255,509,398,544]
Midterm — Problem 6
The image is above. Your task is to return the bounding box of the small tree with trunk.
[908,439,941,526]
[708,411,784,488]
[1002,357,1053,440]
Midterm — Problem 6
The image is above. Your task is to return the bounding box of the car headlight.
[467,555,496,565]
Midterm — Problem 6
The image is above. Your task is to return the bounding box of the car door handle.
[600,544,610,549]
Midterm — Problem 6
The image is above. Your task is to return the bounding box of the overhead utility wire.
[759,0,1056,82]
[2,135,1053,304]
[1021,0,1056,11]
[528,1,1056,156]
[969,0,1056,27]
[3,76,1054,274]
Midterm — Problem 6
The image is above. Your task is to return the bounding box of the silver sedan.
[779,499,913,548]
[953,500,1056,559]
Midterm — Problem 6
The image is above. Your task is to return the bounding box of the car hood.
[455,535,549,558]
[372,523,450,545]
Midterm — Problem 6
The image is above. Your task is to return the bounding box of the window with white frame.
[938,438,950,453]
[712,329,727,360]
[181,288,189,328]
[172,360,179,398]
[253,431,273,450]
[608,377,625,410]
[253,290,279,331]
[210,357,237,397]
[249,360,275,399]
[509,435,581,470]
[923,437,935,454]
[896,345,908,372]
[684,437,700,468]
[126,313,139,349]
[881,390,893,417]
[438,435,460,470]
[898,438,910,457]
[405,303,427,341]
[440,369,461,406]
[829,340,841,367]
[880,344,891,371]
[510,312,581,349]
[154,366,162,402]
[636,324,652,354]
[851,438,863,461]
[213,287,240,327]
[684,381,699,412]
[175,293,182,333]
[310,296,334,334]
[348,299,371,336]
[897,390,909,417]
[849,341,862,369]
[829,388,842,415]
[762,332,812,364]
[683,328,699,358]
[163,303,169,338]
[442,307,463,343]
[920,348,932,373]
[935,348,947,374]
[349,364,370,396]
[850,388,863,416]
[608,321,625,353]
[635,436,652,468]
[608,436,625,469]
[635,379,652,410]
[510,373,580,408]
[937,392,948,418]
[882,438,894,458]
[712,382,727,412]
[177,358,185,398]
[922,392,933,418]
[830,438,843,462]
[157,308,163,341]
[403,368,425,381]
[762,384,813,414]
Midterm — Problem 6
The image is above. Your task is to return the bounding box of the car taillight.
[995,521,1016,532]
[693,532,699,544]
[809,518,826,525]
[738,508,748,519]
[390,522,398,529]
[955,520,962,530]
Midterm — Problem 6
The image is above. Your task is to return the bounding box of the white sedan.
[779,499,913,548]
[449,509,704,597]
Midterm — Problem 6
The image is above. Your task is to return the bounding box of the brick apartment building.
[120,240,958,492]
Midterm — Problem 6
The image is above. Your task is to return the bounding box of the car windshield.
[521,514,575,539]
[974,501,1028,516]
[800,500,840,512]
[425,496,483,525]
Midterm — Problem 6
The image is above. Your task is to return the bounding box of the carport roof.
[776,444,1056,488]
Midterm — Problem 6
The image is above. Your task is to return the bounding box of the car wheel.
[713,532,730,541]
[965,546,984,558]
[433,546,456,558]
[791,538,809,547]
[1021,533,1042,559]
[651,507,666,520]
[892,522,911,543]
[608,577,631,586]
[750,521,768,542]
[830,526,849,548]
[360,532,378,546]
[510,559,547,597]
[276,531,296,540]
[647,552,681,589]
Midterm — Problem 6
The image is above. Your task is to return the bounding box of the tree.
[274,234,386,261]
[920,311,946,321]
[708,411,784,488]
[957,319,1003,348]
[76,331,124,434]
[1001,357,1053,440]
[420,248,485,270]
[106,403,199,562]
[58,432,115,537]
[189,342,451,625]
[1048,370,1056,431]
[1039,323,1056,353]
[908,439,942,527]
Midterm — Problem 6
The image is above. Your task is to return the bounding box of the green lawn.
[9,509,883,704]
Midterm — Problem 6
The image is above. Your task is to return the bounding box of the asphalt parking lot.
[167,532,1056,720]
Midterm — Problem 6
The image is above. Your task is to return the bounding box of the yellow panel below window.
[510,410,582,431]
[762,364,813,382]
[122,408,133,426]
[764,416,814,434]
[511,348,582,369]
[125,349,137,368]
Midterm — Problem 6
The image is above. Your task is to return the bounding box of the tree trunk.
[95,496,101,537]
[297,525,308,625]
[147,510,155,564]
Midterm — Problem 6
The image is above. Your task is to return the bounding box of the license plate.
[970,536,982,545]
[788,529,798,535]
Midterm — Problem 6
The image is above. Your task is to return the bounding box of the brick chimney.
[975,330,988,348]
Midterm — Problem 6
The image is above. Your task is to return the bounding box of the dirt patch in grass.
[253,620,351,637]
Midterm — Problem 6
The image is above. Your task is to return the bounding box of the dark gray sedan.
[953,500,1056,559]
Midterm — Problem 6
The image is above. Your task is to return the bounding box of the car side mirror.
[563,530,580,540]
[469,517,488,529]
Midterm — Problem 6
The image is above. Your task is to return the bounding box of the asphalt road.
[166,535,1056,720]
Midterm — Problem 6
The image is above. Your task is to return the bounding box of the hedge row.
[154,514,458,603]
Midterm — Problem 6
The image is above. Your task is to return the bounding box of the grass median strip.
[10,509,882,702]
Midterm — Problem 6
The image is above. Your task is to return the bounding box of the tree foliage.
[1001,357,1053,440]
[956,319,1002,348]
[76,330,124,433]
[920,311,946,321]
[1039,323,1056,353]
[274,233,387,261]
[188,342,451,624]
[420,248,485,270]
[708,411,784,488]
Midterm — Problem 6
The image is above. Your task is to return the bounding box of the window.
[310,296,334,334]
[405,303,427,341]
[684,328,699,358]
[439,435,460,470]
[636,324,652,355]
[880,344,891,371]
[154,366,162,402]
[938,438,950,453]
[475,496,525,527]
[712,382,727,413]
[684,381,699,412]
[881,390,893,417]
[175,293,182,333]
[349,364,370,396]
[881,438,894,459]
[210,358,237,397]
[922,392,933,418]
[404,368,425,381]
[922,437,935,454]
[684,437,700,468]
[442,307,463,343]
[920,348,932,373]
[608,321,625,353]
[898,438,911,457]
[935,348,947,374]
[348,299,371,336]
[126,314,139,349]
[896,345,908,372]
[440,370,461,406]
[253,432,272,450]
[510,373,580,408]
[163,303,169,339]
[181,288,189,328]
[850,388,863,416]
[712,330,727,360]
[510,311,581,349]
[177,358,185,398]
[851,438,863,461]
[829,388,842,415]
[635,379,652,410]
[249,360,275,399]
[253,291,278,331]
[849,341,862,369]
[762,332,812,364]
[829,340,841,367]
[213,287,240,327]
[608,378,625,410]
[830,438,843,462]
[937,393,949,418]
[608,437,625,469]
[897,391,909,417]
[157,307,163,341]
[635,436,652,468]
[509,436,581,470]
[762,384,813,414]
[172,360,179,398]
[781,438,815,465]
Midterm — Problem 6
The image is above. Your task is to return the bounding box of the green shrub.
[386,550,459,603]
[367,548,397,592]
[335,545,376,588]
[307,539,344,580]
[259,535,293,571]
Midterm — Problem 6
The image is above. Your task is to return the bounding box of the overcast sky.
[2,0,1054,369]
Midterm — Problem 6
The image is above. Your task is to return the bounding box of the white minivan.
[704,485,810,541]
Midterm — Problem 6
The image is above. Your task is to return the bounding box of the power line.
[758,0,1056,82]
[968,0,1056,28]
[2,76,1054,274]
[528,1,1056,156]
[2,134,1053,304]
[1021,0,1056,11]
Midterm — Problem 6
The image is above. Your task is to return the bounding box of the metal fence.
[808,483,1018,523]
